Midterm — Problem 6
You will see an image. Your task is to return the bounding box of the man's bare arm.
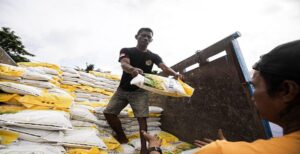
[158,63,183,80]
[120,58,143,77]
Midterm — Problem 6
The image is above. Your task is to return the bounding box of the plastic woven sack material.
[1,126,63,143]
[27,66,60,75]
[71,120,98,128]
[130,74,194,97]
[22,69,53,81]
[0,129,19,145]
[0,81,42,96]
[0,63,25,77]
[16,90,73,110]
[61,66,78,74]
[63,76,79,82]
[149,106,164,114]
[60,127,107,149]
[0,104,26,114]
[20,79,57,89]
[70,105,98,123]
[0,74,21,81]
[98,130,120,150]
[79,72,98,80]
[61,80,80,86]
[0,140,64,154]
[0,110,73,130]
[67,146,104,154]
[62,72,80,78]
[18,62,62,72]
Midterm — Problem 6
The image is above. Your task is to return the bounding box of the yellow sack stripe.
[0,64,25,77]
[0,104,26,114]
[18,62,62,73]
[67,147,107,154]
[0,93,22,105]
[0,130,19,145]
[18,91,73,109]
[178,79,194,97]
[0,92,73,111]
[89,71,120,81]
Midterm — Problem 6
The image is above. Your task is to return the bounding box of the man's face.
[136,31,153,47]
[251,71,281,122]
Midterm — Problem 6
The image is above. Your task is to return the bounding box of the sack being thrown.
[130,74,194,97]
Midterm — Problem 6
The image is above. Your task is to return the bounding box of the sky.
[0,0,300,75]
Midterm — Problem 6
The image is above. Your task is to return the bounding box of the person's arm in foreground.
[194,129,226,148]
[158,63,183,80]
[142,131,162,154]
[120,57,143,77]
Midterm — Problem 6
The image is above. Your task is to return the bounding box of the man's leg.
[103,88,129,143]
[104,113,128,143]
[138,117,148,154]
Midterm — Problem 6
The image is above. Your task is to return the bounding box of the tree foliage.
[0,27,34,62]
[85,63,95,73]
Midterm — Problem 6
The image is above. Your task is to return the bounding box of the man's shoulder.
[121,47,137,52]
[147,50,161,58]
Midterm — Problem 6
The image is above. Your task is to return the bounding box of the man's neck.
[136,45,148,52]
[278,103,300,135]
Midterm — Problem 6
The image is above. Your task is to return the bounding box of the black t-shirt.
[118,47,163,91]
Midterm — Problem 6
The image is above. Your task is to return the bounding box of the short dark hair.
[137,28,153,36]
[253,40,300,96]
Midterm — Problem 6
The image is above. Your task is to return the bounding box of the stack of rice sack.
[0,63,108,153]
[60,67,119,102]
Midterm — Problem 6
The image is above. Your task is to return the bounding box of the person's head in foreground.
[252,39,300,134]
[142,40,300,153]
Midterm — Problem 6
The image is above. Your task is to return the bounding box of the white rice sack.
[23,69,52,81]
[48,88,73,98]
[0,140,64,154]
[20,79,56,89]
[0,110,72,130]
[75,92,91,99]
[70,105,98,123]
[62,72,80,78]
[181,148,201,154]
[60,127,107,149]
[61,66,78,74]
[79,72,97,80]
[71,120,98,128]
[27,66,59,75]
[79,75,96,83]
[94,119,109,127]
[107,143,135,154]
[149,106,164,114]
[130,74,194,97]
[128,138,143,150]
[61,80,80,86]
[0,74,21,81]
[89,96,101,101]
[94,106,106,114]
[0,81,42,96]
[62,76,79,82]
[75,97,89,102]
[1,126,63,143]
[77,79,94,87]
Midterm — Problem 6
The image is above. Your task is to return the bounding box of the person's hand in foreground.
[142,130,162,148]
[194,129,226,148]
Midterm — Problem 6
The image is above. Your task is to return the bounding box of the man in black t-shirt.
[103,28,182,154]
